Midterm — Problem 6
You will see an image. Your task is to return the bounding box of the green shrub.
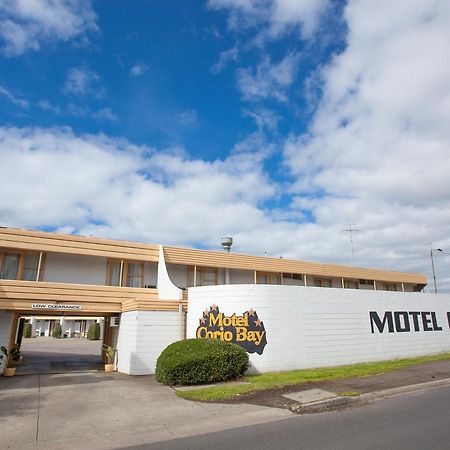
[87,323,101,340]
[156,338,249,386]
[52,323,62,339]
[23,323,32,338]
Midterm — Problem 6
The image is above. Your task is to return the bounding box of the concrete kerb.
[291,377,450,413]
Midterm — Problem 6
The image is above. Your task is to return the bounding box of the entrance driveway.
[0,372,290,449]
[16,337,103,375]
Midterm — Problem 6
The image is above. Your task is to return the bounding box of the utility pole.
[429,243,443,294]
[342,223,360,264]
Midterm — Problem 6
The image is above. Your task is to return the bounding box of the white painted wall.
[187,285,450,374]
[44,253,107,285]
[158,246,182,300]
[0,310,12,374]
[116,310,181,375]
[166,264,187,288]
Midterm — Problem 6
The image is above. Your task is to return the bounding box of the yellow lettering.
[254,331,265,346]
[209,312,223,326]
[236,327,247,341]
[196,327,207,338]
[222,316,231,326]
[224,331,233,341]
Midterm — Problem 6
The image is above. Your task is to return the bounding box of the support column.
[8,313,19,350]
[178,304,185,340]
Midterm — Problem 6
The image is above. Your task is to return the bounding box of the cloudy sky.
[0,0,449,291]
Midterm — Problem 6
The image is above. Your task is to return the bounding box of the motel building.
[1,226,450,376]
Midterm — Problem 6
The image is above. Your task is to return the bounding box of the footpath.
[0,359,449,449]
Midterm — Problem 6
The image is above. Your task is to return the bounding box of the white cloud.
[211,46,239,74]
[283,0,450,290]
[63,67,102,96]
[37,99,61,114]
[0,0,98,56]
[177,110,198,126]
[91,107,118,122]
[236,52,299,102]
[243,107,281,131]
[66,103,118,122]
[208,0,330,40]
[0,126,278,249]
[0,84,28,108]
[0,124,449,291]
[130,64,147,77]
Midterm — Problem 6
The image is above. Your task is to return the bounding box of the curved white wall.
[187,285,450,374]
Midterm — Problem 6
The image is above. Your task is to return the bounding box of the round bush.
[156,338,249,386]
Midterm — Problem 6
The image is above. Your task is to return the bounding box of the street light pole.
[429,244,443,294]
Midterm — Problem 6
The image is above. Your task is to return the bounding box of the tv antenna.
[342,223,360,263]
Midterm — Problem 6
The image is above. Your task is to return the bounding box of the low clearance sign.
[370,311,450,333]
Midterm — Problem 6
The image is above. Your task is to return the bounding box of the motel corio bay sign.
[31,304,82,311]
[196,305,267,354]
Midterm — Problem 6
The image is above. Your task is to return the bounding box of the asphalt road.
[139,385,450,450]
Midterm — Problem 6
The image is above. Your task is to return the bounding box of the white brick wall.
[187,285,450,373]
[0,310,12,374]
[117,310,182,375]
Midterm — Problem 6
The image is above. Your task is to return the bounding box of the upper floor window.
[106,259,144,288]
[384,283,398,291]
[126,262,143,288]
[314,278,332,288]
[344,279,359,289]
[282,273,303,281]
[0,249,43,281]
[187,266,218,287]
[257,272,281,285]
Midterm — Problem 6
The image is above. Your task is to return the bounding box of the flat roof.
[0,226,427,285]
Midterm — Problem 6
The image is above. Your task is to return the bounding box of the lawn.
[176,352,450,401]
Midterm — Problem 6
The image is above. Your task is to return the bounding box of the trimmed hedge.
[23,323,32,338]
[52,323,62,339]
[87,323,101,340]
[156,338,249,386]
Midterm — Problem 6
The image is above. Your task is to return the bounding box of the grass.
[337,391,361,397]
[176,352,450,401]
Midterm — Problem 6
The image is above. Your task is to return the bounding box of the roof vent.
[221,236,233,253]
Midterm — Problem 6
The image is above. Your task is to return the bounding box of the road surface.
[141,384,450,450]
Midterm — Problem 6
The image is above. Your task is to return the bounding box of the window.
[106,259,144,288]
[314,278,332,288]
[107,260,121,286]
[257,272,280,285]
[344,279,359,289]
[0,250,43,281]
[22,254,39,281]
[384,283,397,291]
[126,262,143,288]
[187,267,218,287]
[282,273,303,281]
[0,253,20,279]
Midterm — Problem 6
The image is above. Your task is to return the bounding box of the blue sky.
[1,0,450,291]
[0,1,344,160]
